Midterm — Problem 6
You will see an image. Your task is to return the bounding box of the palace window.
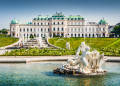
[20,28,22,32]
[31,28,32,32]
[53,28,55,31]
[53,22,55,25]
[41,23,43,25]
[75,28,76,32]
[78,34,80,37]
[48,23,50,25]
[57,28,59,31]
[103,28,105,31]
[34,23,36,25]
[41,28,43,32]
[78,28,80,32]
[23,28,25,32]
[71,28,73,32]
[27,28,29,32]
[62,28,64,31]
[48,28,49,32]
[58,22,59,25]
[62,22,64,25]
[71,34,73,37]
[38,23,39,25]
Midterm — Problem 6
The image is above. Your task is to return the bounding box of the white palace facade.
[10,12,109,38]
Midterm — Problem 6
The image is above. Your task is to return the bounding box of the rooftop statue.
[53,42,107,76]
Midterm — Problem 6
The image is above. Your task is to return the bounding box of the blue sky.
[0,0,120,29]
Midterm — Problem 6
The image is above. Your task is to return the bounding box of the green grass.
[49,38,119,50]
[2,38,120,56]
[48,37,120,56]
[0,37,19,47]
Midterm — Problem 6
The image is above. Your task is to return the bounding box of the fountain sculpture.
[66,42,70,50]
[53,42,107,76]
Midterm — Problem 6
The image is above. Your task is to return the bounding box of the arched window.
[58,22,59,25]
[27,34,28,37]
[75,34,76,37]
[31,28,32,32]
[71,34,73,37]
[103,28,105,31]
[24,34,25,37]
[48,28,49,32]
[82,34,83,37]
[62,28,64,31]
[24,28,25,32]
[78,34,80,37]
[38,23,39,25]
[53,22,55,25]
[62,22,64,25]
[20,28,22,32]
[53,28,55,31]
[27,28,29,32]
[34,23,36,25]
[57,28,59,31]
[89,34,91,37]
[41,28,43,32]
[41,23,43,25]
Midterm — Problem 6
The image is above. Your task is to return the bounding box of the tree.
[111,25,120,37]
[1,28,9,34]
[0,30,2,34]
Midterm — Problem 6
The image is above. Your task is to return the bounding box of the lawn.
[48,37,120,56]
[2,37,120,56]
[0,37,19,47]
[48,38,119,50]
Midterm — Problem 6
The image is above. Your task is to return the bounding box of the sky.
[0,0,120,29]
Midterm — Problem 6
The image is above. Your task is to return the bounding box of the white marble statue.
[66,42,70,50]
[60,42,106,74]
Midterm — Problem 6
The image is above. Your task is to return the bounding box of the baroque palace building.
[10,12,109,38]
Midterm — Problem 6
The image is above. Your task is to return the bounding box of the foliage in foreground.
[2,47,120,56]
[2,48,77,56]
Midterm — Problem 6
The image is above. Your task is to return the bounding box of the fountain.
[66,42,70,49]
[53,42,107,76]
[39,32,42,48]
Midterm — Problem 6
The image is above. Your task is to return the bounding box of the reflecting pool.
[0,62,120,86]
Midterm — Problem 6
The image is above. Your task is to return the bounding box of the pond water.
[0,62,120,86]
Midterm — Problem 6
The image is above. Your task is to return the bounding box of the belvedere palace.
[10,12,109,38]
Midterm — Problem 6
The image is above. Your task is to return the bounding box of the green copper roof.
[99,18,107,24]
[66,15,84,20]
[67,15,82,18]
[52,12,65,17]
[11,19,19,24]
[34,15,51,20]
[28,22,32,24]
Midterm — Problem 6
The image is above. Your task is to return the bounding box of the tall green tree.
[1,28,9,34]
[111,25,120,37]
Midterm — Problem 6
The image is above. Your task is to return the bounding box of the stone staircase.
[6,38,54,49]
[23,39,40,49]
